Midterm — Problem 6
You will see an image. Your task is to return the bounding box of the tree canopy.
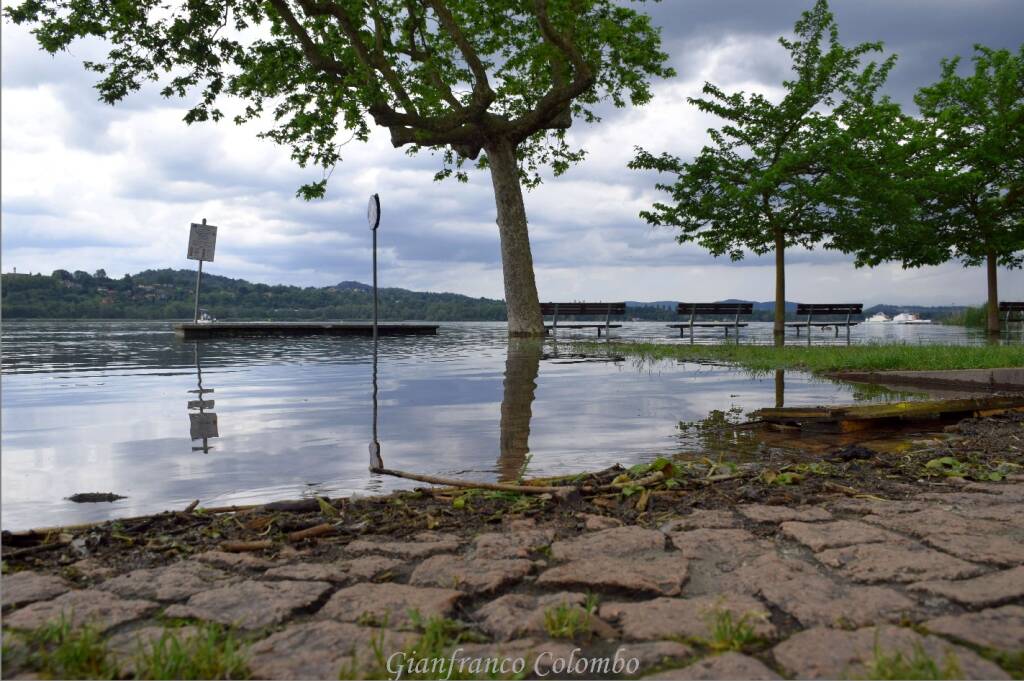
[630,0,897,339]
[852,45,1024,333]
[8,0,673,335]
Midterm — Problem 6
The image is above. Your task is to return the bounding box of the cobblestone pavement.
[3,478,1023,679]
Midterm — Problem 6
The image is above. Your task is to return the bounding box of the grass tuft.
[131,623,250,679]
[542,594,599,640]
[20,617,119,680]
[700,607,765,652]
[864,642,962,680]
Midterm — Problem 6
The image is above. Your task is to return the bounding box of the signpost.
[187,219,218,322]
[367,194,380,340]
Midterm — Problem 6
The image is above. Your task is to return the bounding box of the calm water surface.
[0,320,1003,529]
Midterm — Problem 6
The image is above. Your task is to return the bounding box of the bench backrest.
[540,302,626,316]
[795,303,863,316]
[676,302,754,315]
[999,302,1024,312]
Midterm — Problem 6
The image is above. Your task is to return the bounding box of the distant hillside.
[1,269,506,321]
[1,269,975,322]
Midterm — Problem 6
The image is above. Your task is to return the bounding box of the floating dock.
[174,321,439,340]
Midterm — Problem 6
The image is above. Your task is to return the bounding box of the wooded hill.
[1,269,974,322]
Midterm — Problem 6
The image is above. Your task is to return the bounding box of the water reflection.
[369,337,383,471]
[775,369,785,409]
[187,343,218,453]
[5,321,975,530]
[498,340,542,482]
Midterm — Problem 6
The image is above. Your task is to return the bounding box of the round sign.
[367,193,380,231]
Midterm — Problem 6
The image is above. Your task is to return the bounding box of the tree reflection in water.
[497,339,542,482]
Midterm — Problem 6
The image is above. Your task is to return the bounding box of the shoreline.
[3,411,1023,679]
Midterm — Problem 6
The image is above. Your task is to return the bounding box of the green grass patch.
[7,619,250,680]
[699,607,766,653]
[17,617,119,679]
[542,594,599,640]
[348,612,507,680]
[863,642,962,680]
[130,623,250,679]
[581,342,1024,374]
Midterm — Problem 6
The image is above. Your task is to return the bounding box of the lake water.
[0,320,1008,530]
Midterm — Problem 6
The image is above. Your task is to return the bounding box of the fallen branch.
[182,499,199,513]
[221,540,273,553]
[287,523,334,542]
[372,467,572,495]
[2,541,68,559]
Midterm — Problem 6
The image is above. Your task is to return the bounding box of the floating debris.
[753,396,1024,433]
[66,492,127,503]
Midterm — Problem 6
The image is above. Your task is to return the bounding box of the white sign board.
[187,222,218,262]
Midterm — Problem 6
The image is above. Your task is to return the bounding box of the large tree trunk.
[986,247,1000,335]
[773,227,786,346]
[486,140,544,336]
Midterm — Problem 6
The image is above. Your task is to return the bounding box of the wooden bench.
[786,303,863,341]
[668,303,753,339]
[1000,302,1024,332]
[541,302,625,337]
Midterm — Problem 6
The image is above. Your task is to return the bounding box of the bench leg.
[597,327,602,338]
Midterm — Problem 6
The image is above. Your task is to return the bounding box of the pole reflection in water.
[497,339,542,482]
[368,336,383,472]
[775,369,785,409]
[187,343,218,453]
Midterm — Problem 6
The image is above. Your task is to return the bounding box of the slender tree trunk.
[485,140,544,337]
[986,247,1000,336]
[773,227,786,346]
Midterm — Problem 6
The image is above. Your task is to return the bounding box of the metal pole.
[373,226,378,342]
[193,260,203,322]
[193,217,206,322]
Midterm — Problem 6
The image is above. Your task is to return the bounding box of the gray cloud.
[2,3,1022,304]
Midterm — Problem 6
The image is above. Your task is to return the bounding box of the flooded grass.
[582,342,1024,374]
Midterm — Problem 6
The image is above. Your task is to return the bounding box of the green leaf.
[316,497,339,518]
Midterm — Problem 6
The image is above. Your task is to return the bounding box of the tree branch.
[425,0,494,113]
[266,0,349,80]
[507,0,594,140]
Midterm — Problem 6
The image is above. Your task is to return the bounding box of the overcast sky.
[2,1,1021,305]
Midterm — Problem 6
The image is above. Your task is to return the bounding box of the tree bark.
[485,140,544,336]
[986,247,1000,335]
[773,227,786,346]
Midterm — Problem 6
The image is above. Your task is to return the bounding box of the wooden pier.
[174,321,439,340]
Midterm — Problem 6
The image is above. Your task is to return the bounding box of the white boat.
[865,312,891,323]
[892,312,931,324]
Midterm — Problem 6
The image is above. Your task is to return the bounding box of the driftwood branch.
[287,523,335,542]
[372,467,572,495]
[221,540,273,552]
